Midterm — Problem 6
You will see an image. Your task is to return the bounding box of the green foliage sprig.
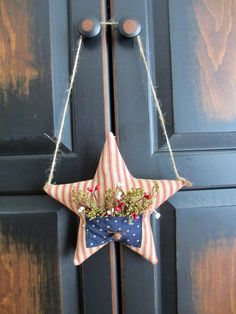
[72,182,159,222]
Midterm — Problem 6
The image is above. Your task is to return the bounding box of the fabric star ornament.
[44,133,186,265]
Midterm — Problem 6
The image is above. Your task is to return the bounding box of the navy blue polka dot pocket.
[85,215,142,248]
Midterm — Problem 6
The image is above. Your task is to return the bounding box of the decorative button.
[79,17,101,38]
[118,16,141,38]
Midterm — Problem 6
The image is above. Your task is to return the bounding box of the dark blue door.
[1,1,236,313]
[0,0,112,313]
[112,1,236,313]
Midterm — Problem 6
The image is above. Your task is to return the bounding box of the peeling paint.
[0,0,39,103]
[0,229,44,314]
[191,237,236,314]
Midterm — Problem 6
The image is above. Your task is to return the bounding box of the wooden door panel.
[169,0,236,132]
[0,196,81,314]
[0,0,53,144]
[0,0,108,193]
[0,0,73,192]
[171,189,236,314]
[165,0,236,186]
[112,0,236,188]
[111,0,236,313]
[0,0,70,155]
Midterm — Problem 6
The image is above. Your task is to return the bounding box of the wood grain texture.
[0,0,39,102]
[191,237,236,314]
[193,0,236,121]
[0,213,61,314]
[0,230,43,314]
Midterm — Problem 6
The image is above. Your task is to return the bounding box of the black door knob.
[118,17,141,38]
[78,16,101,38]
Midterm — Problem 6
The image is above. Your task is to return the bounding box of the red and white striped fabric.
[44,133,185,265]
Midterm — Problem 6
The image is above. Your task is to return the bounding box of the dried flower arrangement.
[72,182,159,223]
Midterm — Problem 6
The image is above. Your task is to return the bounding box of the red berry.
[94,184,100,191]
[132,212,138,220]
[144,192,151,199]
[87,187,93,192]
[115,206,122,212]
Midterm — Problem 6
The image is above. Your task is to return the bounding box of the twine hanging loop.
[46,24,191,187]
